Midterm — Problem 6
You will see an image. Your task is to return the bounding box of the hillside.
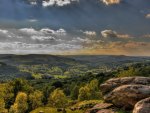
[0,54,149,81]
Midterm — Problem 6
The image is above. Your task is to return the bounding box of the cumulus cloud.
[101,30,117,38]
[0,27,86,54]
[29,0,79,7]
[41,28,66,35]
[31,36,55,41]
[18,28,67,42]
[101,30,132,39]
[0,29,8,34]
[55,29,67,35]
[83,31,96,36]
[0,27,149,55]
[0,41,82,53]
[101,0,121,5]
[19,28,39,35]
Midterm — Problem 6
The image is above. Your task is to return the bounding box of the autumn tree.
[78,86,91,101]
[10,92,28,113]
[78,79,100,101]
[3,79,32,109]
[28,90,43,111]
[48,89,68,108]
[0,99,7,113]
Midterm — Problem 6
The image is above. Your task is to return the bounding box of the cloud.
[124,41,149,49]
[40,28,66,35]
[0,29,16,39]
[101,30,132,39]
[0,27,85,53]
[0,41,81,53]
[27,19,38,22]
[0,27,149,56]
[19,28,39,35]
[102,41,150,50]
[40,28,55,34]
[55,29,67,35]
[83,31,96,36]
[78,41,150,56]
[0,29,8,34]
[42,0,79,7]
[142,34,150,39]
[101,30,117,38]
[31,36,55,41]
[146,14,150,19]
[101,0,121,5]
[18,28,67,42]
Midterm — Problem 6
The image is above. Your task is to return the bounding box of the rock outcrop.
[100,77,150,95]
[133,97,150,113]
[85,103,114,113]
[100,77,150,109]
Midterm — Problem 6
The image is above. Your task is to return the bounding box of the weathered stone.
[85,103,113,113]
[100,77,150,95]
[133,97,150,113]
[97,109,115,113]
[104,85,150,109]
[93,103,113,109]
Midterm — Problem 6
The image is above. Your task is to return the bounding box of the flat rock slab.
[97,109,115,113]
[85,103,113,113]
[93,103,113,109]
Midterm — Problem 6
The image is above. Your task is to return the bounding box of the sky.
[0,0,150,56]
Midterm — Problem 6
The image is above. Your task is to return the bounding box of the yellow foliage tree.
[29,90,43,110]
[78,79,100,101]
[0,99,8,113]
[48,89,68,108]
[10,92,28,113]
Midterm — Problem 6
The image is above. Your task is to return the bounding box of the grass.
[30,107,84,113]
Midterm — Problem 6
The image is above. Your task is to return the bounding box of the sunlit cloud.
[101,30,133,39]
[101,0,121,5]
[42,0,79,7]
[83,31,96,36]
[146,14,150,19]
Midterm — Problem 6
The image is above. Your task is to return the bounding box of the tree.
[42,86,55,105]
[0,99,7,113]
[48,89,68,108]
[28,90,43,111]
[12,79,32,97]
[70,85,79,100]
[88,79,100,99]
[88,79,99,91]
[78,86,91,101]
[117,67,138,77]
[78,79,100,101]
[10,92,28,113]
[3,79,32,110]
